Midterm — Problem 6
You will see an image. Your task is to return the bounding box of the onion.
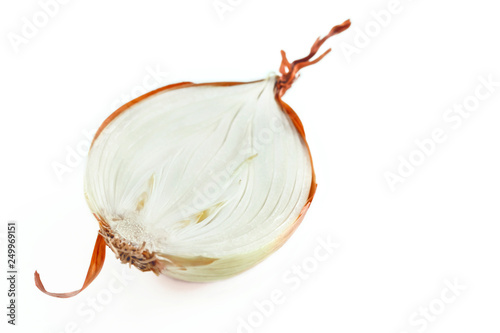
[35,19,351,297]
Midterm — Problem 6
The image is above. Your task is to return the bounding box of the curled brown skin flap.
[34,234,106,298]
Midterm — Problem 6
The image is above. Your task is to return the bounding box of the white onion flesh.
[84,76,313,281]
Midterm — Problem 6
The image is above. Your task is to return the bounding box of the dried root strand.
[276,19,351,99]
[98,219,164,275]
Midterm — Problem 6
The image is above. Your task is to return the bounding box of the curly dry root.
[98,218,164,275]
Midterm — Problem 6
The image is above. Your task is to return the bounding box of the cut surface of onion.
[86,77,312,280]
[35,19,351,297]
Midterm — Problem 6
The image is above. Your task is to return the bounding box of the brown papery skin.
[34,19,350,297]
[34,233,106,298]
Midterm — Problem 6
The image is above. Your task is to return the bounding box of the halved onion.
[35,19,351,297]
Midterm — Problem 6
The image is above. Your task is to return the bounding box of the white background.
[1,0,500,332]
